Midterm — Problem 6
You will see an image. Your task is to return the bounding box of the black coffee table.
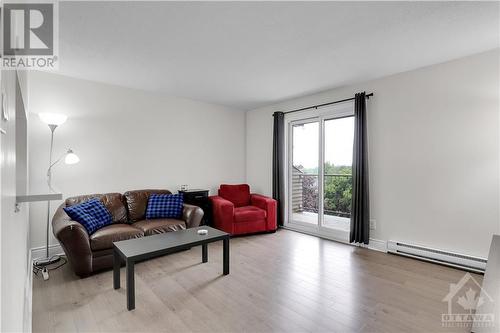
[113,226,230,310]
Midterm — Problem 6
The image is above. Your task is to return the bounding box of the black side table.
[178,189,211,226]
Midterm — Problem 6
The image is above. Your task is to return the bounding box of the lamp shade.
[64,149,80,165]
[39,113,67,126]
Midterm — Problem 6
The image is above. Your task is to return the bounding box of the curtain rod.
[274,92,373,115]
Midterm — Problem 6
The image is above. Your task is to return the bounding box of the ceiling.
[57,1,500,110]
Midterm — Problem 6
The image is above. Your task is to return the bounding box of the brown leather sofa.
[52,189,204,277]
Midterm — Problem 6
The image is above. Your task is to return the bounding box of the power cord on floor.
[33,256,67,279]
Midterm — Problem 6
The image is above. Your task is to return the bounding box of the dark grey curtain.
[272,112,285,226]
[350,92,370,244]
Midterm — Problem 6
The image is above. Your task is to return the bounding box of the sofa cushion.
[219,184,251,207]
[133,219,187,236]
[146,193,184,219]
[123,189,171,222]
[234,206,267,223]
[66,193,128,224]
[90,224,144,251]
[64,198,113,235]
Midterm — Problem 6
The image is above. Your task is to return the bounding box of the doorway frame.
[283,100,355,243]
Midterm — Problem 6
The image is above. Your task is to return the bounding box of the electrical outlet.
[370,219,376,230]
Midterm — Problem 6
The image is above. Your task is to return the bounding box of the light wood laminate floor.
[32,229,482,332]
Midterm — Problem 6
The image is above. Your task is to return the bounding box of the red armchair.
[210,184,277,235]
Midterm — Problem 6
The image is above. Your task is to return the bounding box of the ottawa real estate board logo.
[442,272,494,328]
[1,1,58,69]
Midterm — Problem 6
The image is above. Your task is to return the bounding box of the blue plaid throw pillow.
[63,198,113,235]
[146,193,184,219]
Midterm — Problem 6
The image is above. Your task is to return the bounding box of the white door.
[286,102,355,242]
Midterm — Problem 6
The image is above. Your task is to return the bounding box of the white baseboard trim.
[27,243,65,332]
[26,244,64,332]
[282,225,351,245]
[281,226,387,253]
[367,238,387,253]
[24,248,33,333]
[31,243,64,261]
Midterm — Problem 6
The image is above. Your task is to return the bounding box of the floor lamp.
[35,113,80,279]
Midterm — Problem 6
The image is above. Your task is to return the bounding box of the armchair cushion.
[234,206,266,223]
[219,184,250,207]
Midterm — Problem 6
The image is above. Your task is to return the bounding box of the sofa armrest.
[52,204,93,277]
[251,194,277,231]
[182,203,204,228]
[209,196,235,234]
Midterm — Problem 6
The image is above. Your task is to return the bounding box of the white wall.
[246,49,500,258]
[27,50,500,259]
[1,70,30,332]
[28,72,246,250]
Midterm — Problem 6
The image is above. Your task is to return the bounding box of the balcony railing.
[292,172,352,218]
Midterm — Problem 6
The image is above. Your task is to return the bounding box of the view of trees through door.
[289,114,354,239]
[323,116,354,232]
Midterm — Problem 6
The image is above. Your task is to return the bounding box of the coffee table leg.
[223,238,229,275]
[202,244,208,263]
[126,259,135,310]
[113,248,120,289]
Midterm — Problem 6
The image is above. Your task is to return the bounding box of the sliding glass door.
[290,120,320,226]
[287,104,354,241]
[322,117,354,235]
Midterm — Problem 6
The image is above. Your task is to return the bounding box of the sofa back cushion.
[123,189,171,222]
[66,193,128,224]
[219,184,251,207]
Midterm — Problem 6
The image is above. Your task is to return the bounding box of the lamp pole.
[35,113,79,280]
[46,124,57,259]
[38,124,61,266]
